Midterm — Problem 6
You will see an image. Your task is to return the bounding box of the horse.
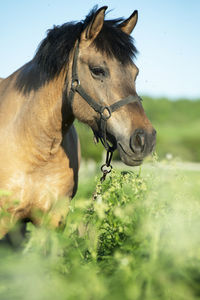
[0,6,156,239]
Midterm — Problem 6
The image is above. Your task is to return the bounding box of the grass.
[75,97,200,162]
[0,159,200,300]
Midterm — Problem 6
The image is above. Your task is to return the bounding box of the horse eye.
[90,67,105,77]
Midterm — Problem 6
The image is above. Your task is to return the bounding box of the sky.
[0,0,200,99]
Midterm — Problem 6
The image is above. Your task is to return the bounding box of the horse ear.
[81,6,107,42]
[118,10,138,35]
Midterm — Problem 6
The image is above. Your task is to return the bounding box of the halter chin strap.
[68,40,141,152]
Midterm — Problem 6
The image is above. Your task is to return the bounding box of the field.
[0,97,200,299]
[0,159,200,300]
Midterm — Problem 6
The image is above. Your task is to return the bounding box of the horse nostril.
[136,133,145,149]
[130,129,146,154]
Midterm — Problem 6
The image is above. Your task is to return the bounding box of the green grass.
[75,97,200,162]
[0,161,200,300]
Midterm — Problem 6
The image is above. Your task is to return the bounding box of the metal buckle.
[100,163,112,183]
[99,149,113,183]
[100,106,112,120]
[71,79,80,92]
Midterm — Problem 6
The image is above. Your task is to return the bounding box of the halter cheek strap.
[68,40,142,152]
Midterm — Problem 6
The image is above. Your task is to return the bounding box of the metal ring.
[100,106,112,120]
[101,163,112,174]
[71,79,80,92]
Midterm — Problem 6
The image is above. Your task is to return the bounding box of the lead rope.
[92,149,113,201]
[100,149,113,183]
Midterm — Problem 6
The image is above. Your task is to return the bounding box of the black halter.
[68,40,141,153]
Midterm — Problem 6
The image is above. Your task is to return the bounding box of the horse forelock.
[34,6,137,77]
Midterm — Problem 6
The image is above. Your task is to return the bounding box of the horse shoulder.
[29,124,80,202]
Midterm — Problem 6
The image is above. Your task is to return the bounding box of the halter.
[67,40,141,180]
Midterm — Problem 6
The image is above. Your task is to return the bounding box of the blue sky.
[0,0,199,99]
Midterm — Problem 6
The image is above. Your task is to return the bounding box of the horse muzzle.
[117,128,157,166]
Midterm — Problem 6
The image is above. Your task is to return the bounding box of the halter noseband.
[68,40,141,153]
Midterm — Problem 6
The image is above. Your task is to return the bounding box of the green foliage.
[75,97,200,162]
[142,96,200,162]
[0,163,200,300]
[92,171,147,260]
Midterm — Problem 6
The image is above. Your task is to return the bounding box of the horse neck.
[16,62,74,159]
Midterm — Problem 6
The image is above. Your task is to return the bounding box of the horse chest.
[1,151,76,216]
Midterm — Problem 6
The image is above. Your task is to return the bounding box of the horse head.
[68,6,156,166]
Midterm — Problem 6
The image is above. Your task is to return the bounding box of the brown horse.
[0,6,156,238]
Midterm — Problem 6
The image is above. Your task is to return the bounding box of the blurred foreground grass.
[0,160,200,300]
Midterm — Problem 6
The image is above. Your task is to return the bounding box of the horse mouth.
[94,130,143,166]
[117,142,143,166]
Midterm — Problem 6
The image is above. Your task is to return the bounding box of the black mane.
[16,7,137,93]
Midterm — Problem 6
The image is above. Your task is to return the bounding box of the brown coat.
[0,6,156,238]
[0,70,80,237]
